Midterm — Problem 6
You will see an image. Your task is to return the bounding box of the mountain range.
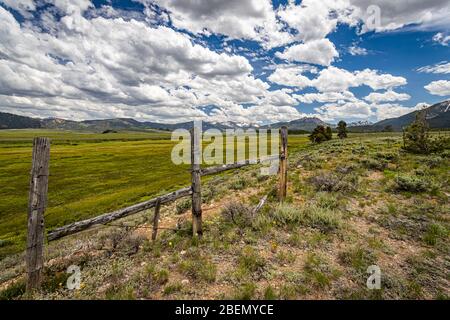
[1,100,448,132]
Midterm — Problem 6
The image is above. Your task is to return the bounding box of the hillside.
[350,100,450,132]
[263,117,329,132]
[2,100,449,133]
[0,113,42,129]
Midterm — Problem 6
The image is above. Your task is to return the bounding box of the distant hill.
[1,100,448,132]
[0,112,42,129]
[349,100,450,132]
[263,117,329,132]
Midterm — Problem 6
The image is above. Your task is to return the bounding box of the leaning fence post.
[26,137,50,293]
[190,127,203,237]
[151,198,161,241]
[278,126,288,201]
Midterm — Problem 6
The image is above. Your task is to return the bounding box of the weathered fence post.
[190,127,203,237]
[151,198,161,241]
[26,137,50,293]
[278,126,288,201]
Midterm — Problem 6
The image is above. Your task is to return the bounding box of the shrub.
[403,111,447,154]
[375,152,398,162]
[233,283,256,300]
[0,279,26,300]
[302,205,342,233]
[338,246,377,273]
[361,158,388,171]
[163,282,183,295]
[426,156,444,168]
[394,174,434,192]
[309,172,356,192]
[178,250,217,283]
[270,203,341,233]
[263,285,277,300]
[176,198,191,215]
[221,201,253,227]
[423,223,448,246]
[229,176,247,190]
[335,164,356,174]
[238,246,266,274]
[309,125,332,143]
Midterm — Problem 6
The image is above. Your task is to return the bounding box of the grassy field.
[1,130,448,300]
[0,129,309,258]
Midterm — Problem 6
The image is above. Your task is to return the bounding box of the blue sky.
[0,0,449,124]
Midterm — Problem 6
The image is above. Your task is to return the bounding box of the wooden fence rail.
[47,186,192,241]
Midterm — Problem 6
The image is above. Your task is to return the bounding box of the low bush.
[394,174,434,192]
[221,201,253,227]
[360,158,388,171]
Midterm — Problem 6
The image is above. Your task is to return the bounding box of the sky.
[0,0,449,125]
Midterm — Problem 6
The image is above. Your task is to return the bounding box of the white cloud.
[139,0,293,49]
[417,61,450,74]
[268,65,407,93]
[0,0,35,17]
[364,90,411,103]
[425,80,450,96]
[315,101,373,122]
[354,69,407,90]
[294,91,358,104]
[348,45,368,56]
[267,66,312,89]
[373,103,422,121]
[347,0,450,33]
[432,32,450,46]
[276,39,339,66]
[312,67,357,92]
[277,0,344,43]
[0,5,283,123]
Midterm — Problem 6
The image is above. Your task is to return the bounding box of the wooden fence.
[25,127,288,292]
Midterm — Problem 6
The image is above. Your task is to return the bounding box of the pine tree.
[309,125,332,143]
[337,121,348,139]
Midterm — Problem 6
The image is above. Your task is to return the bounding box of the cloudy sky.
[0,0,449,124]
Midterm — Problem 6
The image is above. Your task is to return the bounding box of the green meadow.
[0,129,308,258]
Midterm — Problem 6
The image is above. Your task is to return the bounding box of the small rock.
[181,279,189,285]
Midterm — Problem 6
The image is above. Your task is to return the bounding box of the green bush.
[423,223,448,246]
[176,198,191,215]
[361,158,388,171]
[220,201,253,227]
[309,125,332,143]
[394,174,434,192]
[0,279,26,300]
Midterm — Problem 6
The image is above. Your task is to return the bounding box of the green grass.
[0,129,309,258]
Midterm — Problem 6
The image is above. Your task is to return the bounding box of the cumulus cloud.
[294,91,358,104]
[267,65,312,89]
[364,90,411,103]
[276,39,339,66]
[347,0,450,33]
[0,5,289,122]
[425,80,450,96]
[268,65,407,94]
[314,100,422,123]
[138,0,293,49]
